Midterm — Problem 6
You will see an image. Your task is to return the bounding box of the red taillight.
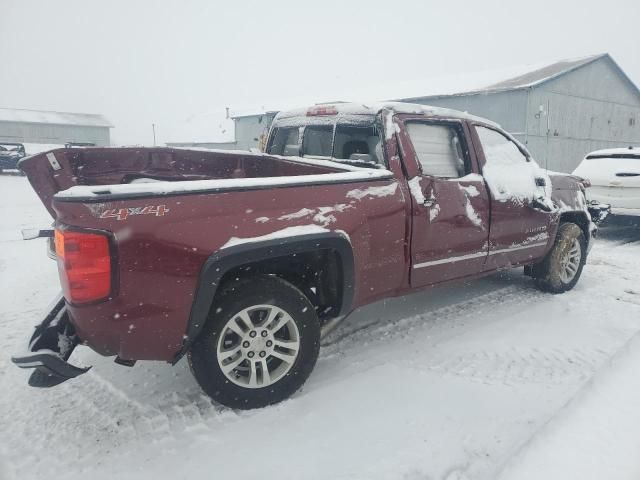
[55,229,112,304]
[306,105,338,116]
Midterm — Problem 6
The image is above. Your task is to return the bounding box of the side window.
[302,125,333,157]
[405,123,467,178]
[334,124,382,165]
[268,127,300,156]
[475,126,528,165]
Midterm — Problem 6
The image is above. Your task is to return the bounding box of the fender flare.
[173,232,354,362]
[557,210,592,239]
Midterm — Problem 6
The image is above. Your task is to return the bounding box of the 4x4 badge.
[100,205,170,221]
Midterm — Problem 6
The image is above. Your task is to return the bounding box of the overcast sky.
[1,0,639,145]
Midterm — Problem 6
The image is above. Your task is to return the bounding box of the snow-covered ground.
[1,174,639,480]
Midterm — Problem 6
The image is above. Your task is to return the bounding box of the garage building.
[0,108,112,149]
[227,54,640,173]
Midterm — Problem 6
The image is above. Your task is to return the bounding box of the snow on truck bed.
[54,154,394,198]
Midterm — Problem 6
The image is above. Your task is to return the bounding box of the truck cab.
[266,102,591,286]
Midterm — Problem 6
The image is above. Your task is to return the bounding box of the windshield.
[267,118,384,167]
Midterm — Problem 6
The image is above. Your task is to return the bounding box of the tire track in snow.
[321,282,615,387]
[322,284,543,355]
[427,347,610,386]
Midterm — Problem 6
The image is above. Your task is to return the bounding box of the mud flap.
[11,294,90,387]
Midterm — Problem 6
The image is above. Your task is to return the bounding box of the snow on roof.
[274,101,500,127]
[480,55,604,92]
[0,108,113,128]
[228,54,609,119]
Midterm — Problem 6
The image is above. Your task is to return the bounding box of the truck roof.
[274,101,500,128]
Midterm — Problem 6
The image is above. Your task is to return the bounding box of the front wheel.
[532,222,587,293]
[188,275,320,409]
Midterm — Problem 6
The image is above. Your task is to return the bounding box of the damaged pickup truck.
[13,102,605,409]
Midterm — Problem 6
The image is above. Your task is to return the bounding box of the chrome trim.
[412,242,548,269]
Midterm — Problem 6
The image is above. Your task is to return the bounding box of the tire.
[188,275,320,409]
[532,222,587,293]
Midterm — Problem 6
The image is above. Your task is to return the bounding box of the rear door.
[396,116,490,286]
[471,124,553,268]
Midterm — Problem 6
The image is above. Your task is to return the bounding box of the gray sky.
[1,0,639,145]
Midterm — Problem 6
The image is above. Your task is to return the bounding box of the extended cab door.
[471,124,553,269]
[396,116,491,286]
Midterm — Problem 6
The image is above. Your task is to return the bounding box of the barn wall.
[0,121,111,146]
[409,90,528,136]
[525,57,640,172]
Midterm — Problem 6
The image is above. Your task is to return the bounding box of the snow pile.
[498,332,640,480]
[407,177,426,205]
[57,169,393,198]
[278,204,352,226]
[346,182,398,200]
[220,225,347,249]
[483,153,551,205]
[464,200,483,227]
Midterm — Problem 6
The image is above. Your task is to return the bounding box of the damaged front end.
[11,295,90,387]
[587,200,611,225]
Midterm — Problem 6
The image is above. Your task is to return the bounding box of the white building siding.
[0,121,111,146]
[525,58,640,171]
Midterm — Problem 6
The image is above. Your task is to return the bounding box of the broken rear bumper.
[11,294,90,387]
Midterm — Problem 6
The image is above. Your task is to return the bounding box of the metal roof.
[400,53,640,100]
[481,55,605,90]
[0,108,113,128]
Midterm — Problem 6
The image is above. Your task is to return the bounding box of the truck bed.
[19,146,404,361]
[20,147,391,214]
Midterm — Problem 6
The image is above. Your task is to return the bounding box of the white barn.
[0,108,112,149]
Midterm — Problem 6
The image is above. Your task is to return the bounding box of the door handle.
[423,194,436,207]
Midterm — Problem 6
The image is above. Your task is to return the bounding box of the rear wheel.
[532,223,586,293]
[188,275,320,409]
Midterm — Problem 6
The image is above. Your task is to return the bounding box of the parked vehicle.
[573,147,640,217]
[13,102,603,409]
[0,143,26,171]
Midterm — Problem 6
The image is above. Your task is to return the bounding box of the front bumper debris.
[11,294,90,387]
[587,200,611,225]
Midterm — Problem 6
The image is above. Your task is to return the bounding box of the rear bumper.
[587,187,640,212]
[11,295,90,387]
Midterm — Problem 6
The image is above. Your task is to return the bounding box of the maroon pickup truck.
[13,102,600,409]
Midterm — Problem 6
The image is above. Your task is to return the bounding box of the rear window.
[303,126,333,157]
[268,127,301,156]
[267,120,384,167]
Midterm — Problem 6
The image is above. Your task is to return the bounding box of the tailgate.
[19,149,77,217]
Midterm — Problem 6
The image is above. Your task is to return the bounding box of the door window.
[475,125,544,202]
[405,123,466,178]
[475,126,528,165]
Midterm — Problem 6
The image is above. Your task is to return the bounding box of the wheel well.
[217,249,345,323]
[559,211,590,240]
